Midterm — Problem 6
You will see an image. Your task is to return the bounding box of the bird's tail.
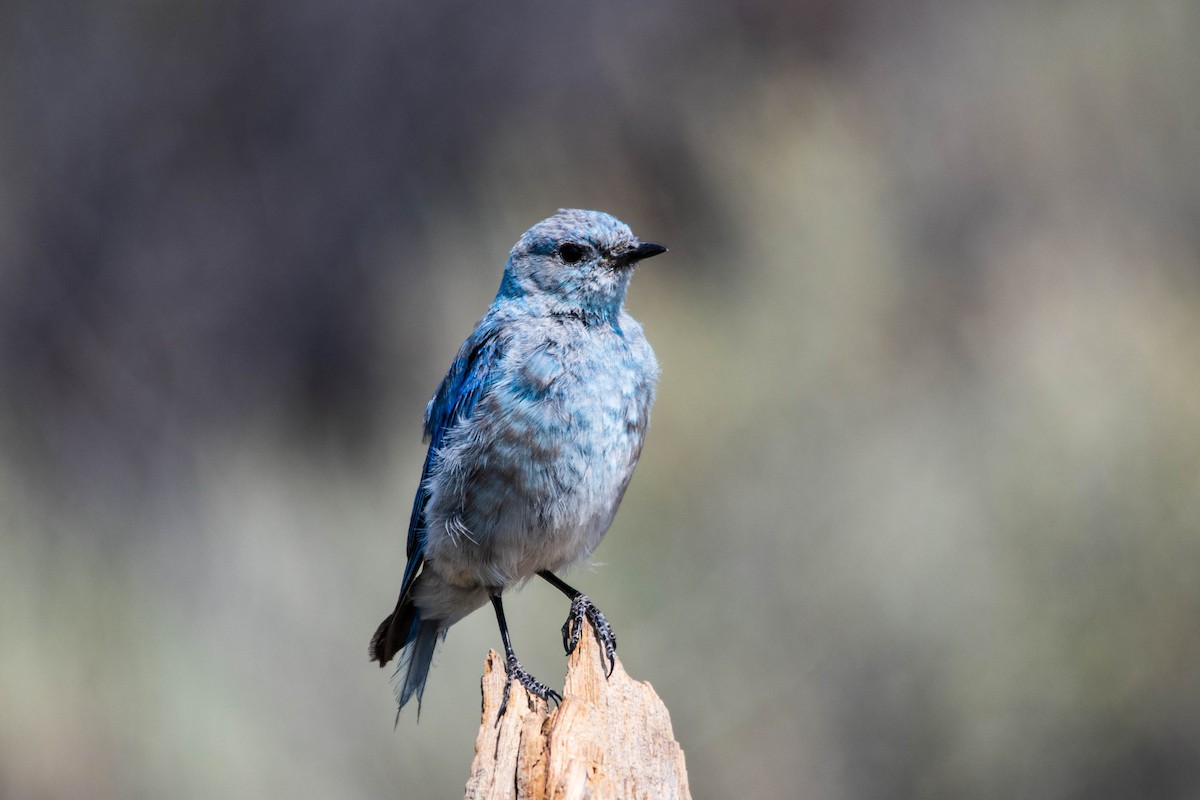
[371,575,489,715]
[370,594,444,713]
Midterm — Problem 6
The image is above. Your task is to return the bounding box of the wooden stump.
[463,628,691,800]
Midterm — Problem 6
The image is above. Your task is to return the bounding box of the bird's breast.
[502,333,653,505]
[422,325,657,588]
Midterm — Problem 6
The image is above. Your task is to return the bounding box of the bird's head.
[497,209,667,318]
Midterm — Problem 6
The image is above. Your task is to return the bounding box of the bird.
[370,208,666,717]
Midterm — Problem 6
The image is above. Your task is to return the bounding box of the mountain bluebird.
[370,209,666,716]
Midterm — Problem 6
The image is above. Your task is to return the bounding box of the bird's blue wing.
[398,323,503,597]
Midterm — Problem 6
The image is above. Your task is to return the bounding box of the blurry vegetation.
[2,1,1200,798]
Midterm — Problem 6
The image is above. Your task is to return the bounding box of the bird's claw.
[561,594,617,677]
[497,655,562,722]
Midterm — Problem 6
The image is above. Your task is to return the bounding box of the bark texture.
[463,629,691,800]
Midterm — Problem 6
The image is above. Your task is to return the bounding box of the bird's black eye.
[557,243,586,264]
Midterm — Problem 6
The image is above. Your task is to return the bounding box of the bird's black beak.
[615,242,668,268]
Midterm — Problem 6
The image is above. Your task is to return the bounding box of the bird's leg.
[537,571,617,677]
[490,594,561,720]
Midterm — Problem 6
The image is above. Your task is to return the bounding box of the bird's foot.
[497,655,562,721]
[562,594,617,677]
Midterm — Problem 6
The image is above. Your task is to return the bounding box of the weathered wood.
[464,629,691,800]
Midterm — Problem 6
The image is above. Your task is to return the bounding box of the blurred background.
[3,0,1199,797]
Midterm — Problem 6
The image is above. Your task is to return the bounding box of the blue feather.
[370,209,664,718]
[403,324,503,583]
[370,323,505,709]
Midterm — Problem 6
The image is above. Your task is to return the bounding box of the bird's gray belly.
[423,365,645,590]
